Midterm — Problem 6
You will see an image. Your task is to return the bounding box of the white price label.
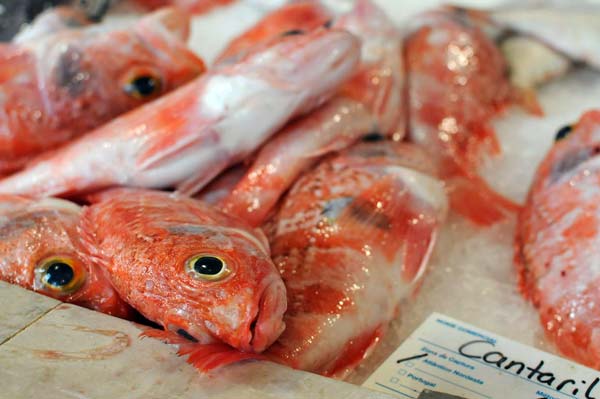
[363,313,600,399]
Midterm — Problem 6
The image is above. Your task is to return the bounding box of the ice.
[103,0,600,386]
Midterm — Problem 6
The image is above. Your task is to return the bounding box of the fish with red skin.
[517,110,600,369]
[0,195,132,318]
[220,0,406,227]
[0,27,359,198]
[80,189,287,368]
[265,141,447,378]
[406,9,525,225]
[0,7,205,176]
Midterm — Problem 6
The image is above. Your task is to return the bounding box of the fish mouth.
[244,279,287,353]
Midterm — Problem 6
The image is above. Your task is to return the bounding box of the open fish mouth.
[245,279,287,353]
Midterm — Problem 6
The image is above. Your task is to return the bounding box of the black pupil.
[131,76,157,96]
[555,125,573,141]
[193,257,223,275]
[45,262,74,287]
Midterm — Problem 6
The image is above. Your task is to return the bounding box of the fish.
[516,110,600,369]
[196,164,248,205]
[0,27,360,198]
[215,1,332,65]
[0,194,133,318]
[264,140,448,378]
[13,6,92,44]
[406,9,524,226]
[220,0,405,227]
[79,188,287,369]
[0,7,205,176]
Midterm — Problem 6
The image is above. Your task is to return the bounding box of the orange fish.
[215,1,332,64]
[406,9,524,225]
[265,140,448,378]
[0,7,205,176]
[517,110,600,369]
[220,0,406,227]
[0,195,132,318]
[80,189,287,367]
[0,27,359,198]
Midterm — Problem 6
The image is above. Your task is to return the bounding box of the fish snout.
[245,278,287,353]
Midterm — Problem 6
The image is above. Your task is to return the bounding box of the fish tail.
[181,343,265,372]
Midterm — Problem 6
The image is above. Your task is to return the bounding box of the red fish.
[0,7,205,176]
[133,0,235,14]
[265,141,448,378]
[0,28,359,198]
[406,9,524,225]
[215,1,332,64]
[0,195,132,318]
[517,110,600,368]
[80,189,287,368]
[220,0,406,227]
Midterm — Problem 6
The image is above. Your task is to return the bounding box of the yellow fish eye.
[185,255,230,281]
[35,256,85,295]
[123,70,162,100]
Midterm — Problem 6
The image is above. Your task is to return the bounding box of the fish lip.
[244,278,287,353]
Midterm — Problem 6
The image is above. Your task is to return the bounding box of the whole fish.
[0,28,360,198]
[80,189,287,368]
[0,7,205,176]
[215,1,332,65]
[13,6,92,44]
[406,9,524,226]
[265,141,448,378]
[516,110,600,369]
[220,0,405,227]
[0,195,132,318]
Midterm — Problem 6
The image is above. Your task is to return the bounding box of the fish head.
[39,7,204,124]
[85,191,287,353]
[245,28,361,111]
[159,222,287,352]
[533,110,600,192]
[0,196,132,318]
[216,2,332,64]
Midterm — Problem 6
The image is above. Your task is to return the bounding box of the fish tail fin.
[180,343,265,372]
[141,328,265,372]
[444,160,522,226]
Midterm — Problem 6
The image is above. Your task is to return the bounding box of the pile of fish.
[1,0,600,379]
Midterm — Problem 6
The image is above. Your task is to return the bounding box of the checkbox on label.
[405,362,414,368]
[397,369,407,376]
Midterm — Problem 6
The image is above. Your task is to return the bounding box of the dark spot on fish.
[323,20,332,29]
[55,47,87,97]
[361,132,385,142]
[281,29,304,37]
[561,270,566,277]
[554,125,573,142]
[78,0,112,22]
[321,197,353,220]
[550,146,600,182]
[349,201,391,230]
[176,329,198,342]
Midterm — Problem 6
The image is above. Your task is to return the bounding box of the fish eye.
[185,255,230,281]
[281,29,304,37]
[122,68,163,100]
[555,125,573,142]
[35,256,85,295]
[323,20,333,29]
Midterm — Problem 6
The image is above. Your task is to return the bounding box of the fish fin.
[179,342,265,372]
[323,326,384,379]
[135,117,216,172]
[445,167,522,226]
[139,328,192,346]
[512,87,544,116]
[175,158,230,196]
